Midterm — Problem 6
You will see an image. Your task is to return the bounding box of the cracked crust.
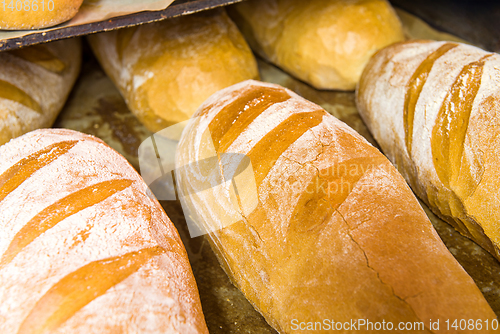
[356,40,500,262]
[176,80,496,333]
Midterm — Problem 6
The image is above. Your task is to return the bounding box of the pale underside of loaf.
[356,40,500,261]
[176,80,496,333]
[0,129,207,334]
[0,39,82,146]
[0,0,84,30]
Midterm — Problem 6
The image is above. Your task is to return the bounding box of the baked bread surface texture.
[176,80,496,333]
[88,9,259,134]
[0,39,82,146]
[228,0,404,91]
[0,129,209,334]
[0,0,84,29]
[356,40,500,261]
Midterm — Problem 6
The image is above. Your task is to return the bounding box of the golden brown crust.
[176,80,496,333]
[88,9,259,135]
[0,129,209,334]
[0,39,82,146]
[356,40,500,261]
[228,0,404,91]
[0,0,84,30]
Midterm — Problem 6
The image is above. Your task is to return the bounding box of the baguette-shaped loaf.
[176,80,496,333]
[0,0,84,30]
[88,9,259,135]
[356,40,500,261]
[0,129,208,334]
[0,39,82,146]
[228,0,404,91]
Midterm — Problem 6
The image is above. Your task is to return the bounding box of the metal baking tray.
[0,0,245,52]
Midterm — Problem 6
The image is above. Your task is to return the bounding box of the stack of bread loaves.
[1,1,499,333]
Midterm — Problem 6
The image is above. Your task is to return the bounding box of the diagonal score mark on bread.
[9,45,67,73]
[244,110,325,187]
[0,179,133,267]
[206,110,325,233]
[209,86,291,152]
[16,246,165,334]
[431,54,493,195]
[0,141,78,203]
[0,80,43,114]
[404,42,458,157]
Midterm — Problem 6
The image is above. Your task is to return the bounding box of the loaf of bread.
[0,129,208,334]
[88,9,259,135]
[356,40,500,262]
[0,39,82,146]
[227,0,404,91]
[176,80,496,333]
[0,0,84,30]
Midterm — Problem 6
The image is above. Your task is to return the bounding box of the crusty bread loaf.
[0,129,208,334]
[356,40,500,262]
[228,0,404,91]
[0,39,82,146]
[0,0,84,30]
[176,80,496,333]
[88,9,259,135]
